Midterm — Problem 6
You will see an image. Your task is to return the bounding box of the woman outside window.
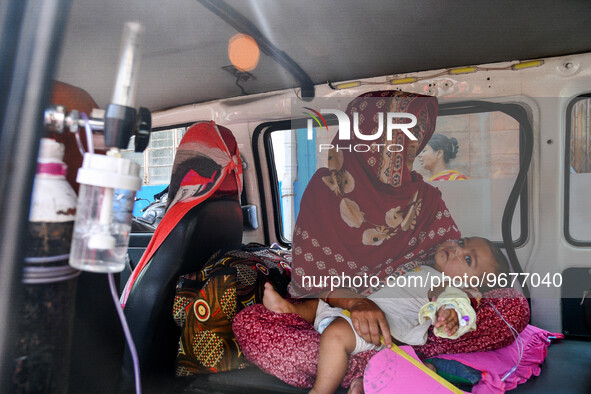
[419,134,469,181]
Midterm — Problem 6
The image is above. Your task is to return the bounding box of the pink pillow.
[364,324,561,394]
[434,325,562,393]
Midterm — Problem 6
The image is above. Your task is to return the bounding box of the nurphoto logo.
[304,108,418,152]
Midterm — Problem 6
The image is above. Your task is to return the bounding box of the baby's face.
[432,237,498,281]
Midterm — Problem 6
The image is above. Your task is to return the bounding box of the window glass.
[413,110,521,243]
[121,126,187,231]
[567,97,591,243]
[121,136,145,182]
[414,112,520,180]
[269,107,523,244]
[122,127,186,185]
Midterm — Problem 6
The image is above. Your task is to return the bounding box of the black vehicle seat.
[120,123,243,392]
[121,198,243,391]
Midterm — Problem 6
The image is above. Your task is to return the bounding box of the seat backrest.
[121,197,243,386]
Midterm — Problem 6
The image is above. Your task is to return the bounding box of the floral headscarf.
[291,91,460,296]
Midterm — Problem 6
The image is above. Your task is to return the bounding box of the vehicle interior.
[2,0,591,393]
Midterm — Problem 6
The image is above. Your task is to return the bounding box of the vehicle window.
[122,127,187,185]
[416,109,523,244]
[121,127,187,229]
[268,104,524,245]
[270,126,335,241]
[565,96,591,245]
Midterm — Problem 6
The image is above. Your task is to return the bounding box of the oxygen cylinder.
[13,138,80,393]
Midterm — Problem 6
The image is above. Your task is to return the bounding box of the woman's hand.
[323,288,392,347]
[347,298,392,348]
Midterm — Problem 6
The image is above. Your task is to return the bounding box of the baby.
[263,237,510,394]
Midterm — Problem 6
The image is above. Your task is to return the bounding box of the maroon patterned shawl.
[291,91,460,296]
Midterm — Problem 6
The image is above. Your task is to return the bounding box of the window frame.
[564,93,591,247]
[254,117,339,246]
[258,100,530,248]
[122,122,194,185]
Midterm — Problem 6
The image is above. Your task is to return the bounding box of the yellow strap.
[388,343,465,393]
[341,310,464,394]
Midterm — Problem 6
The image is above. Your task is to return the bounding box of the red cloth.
[121,121,242,306]
[291,91,460,296]
[233,288,529,389]
[233,303,377,389]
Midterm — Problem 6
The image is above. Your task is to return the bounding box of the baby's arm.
[419,287,478,339]
[427,287,462,335]
[434,307,460,336]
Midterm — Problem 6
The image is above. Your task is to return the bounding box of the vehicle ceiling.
[56,0,591,112]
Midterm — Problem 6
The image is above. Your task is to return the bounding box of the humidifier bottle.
[69,149,140,273]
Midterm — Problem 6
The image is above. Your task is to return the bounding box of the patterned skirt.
[232,288,529,389]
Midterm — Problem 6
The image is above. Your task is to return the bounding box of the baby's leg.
[262,282,319,323]
[311,317,357,394]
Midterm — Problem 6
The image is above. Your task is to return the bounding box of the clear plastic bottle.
[69,151,140,273]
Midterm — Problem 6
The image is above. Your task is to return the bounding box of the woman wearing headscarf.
[289,91,459,298]
[233,91,528,390]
